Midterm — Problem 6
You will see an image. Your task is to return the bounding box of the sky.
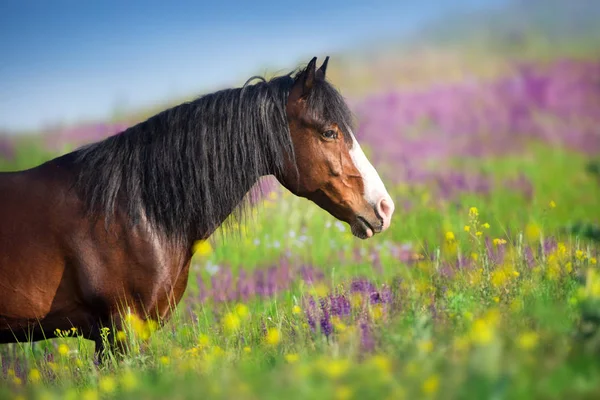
[0,0,508,133]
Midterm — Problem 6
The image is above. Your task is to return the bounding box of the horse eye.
[323,130,337,139]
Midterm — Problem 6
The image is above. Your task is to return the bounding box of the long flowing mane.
[67,64,355,245]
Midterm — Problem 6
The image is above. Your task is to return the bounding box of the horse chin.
[350,218,375,240]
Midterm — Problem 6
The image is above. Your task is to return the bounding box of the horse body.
[0,154,194,349]
[0,57,395,359]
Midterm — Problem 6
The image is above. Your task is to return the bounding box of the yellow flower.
[28,368,41,384]
[235,303,249,319]
[369,355,392,375]
[525,223,541,243]
[493,238,507,246]
[493,296,500,303]
[445,231,455,242]
[58,343,69,356]
[12,376,22,386]
[576,250,586,261]
[422,374,440,395]
[159,356,170,365]
[193,240,213,256]
[591,257,597,265]
[116,330,127,341]
[370,304,384,321]
[284,353,299,363]
[223,312,241,332]
[470,318,495,345]
[323,359,350,379]
[99,376,116,394]
[482,222,490,229]
[469,207,479,218]
[464,225,471,232]
[517,331,539,350]
[335,385,353,400]
[310,283,329,298]
[292,305,302,314]
[265,328,281,346]
[81,389,99,400]
[417,339,434,353]
[332,316,347,332]
[549,200,556,208]
[476,231,483,236]
[198,333,211,348]
[243,346,251,353]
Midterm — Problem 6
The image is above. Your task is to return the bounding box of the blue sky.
[0,0,506,133]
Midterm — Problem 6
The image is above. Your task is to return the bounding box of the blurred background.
[1,0,599,209]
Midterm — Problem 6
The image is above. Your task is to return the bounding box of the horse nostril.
[376,197,395,230]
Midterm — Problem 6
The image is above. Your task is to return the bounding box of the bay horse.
[0,57,394,360]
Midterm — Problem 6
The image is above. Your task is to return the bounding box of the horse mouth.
[351,216,382,239]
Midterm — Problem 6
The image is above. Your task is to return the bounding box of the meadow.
[1,45,600,399]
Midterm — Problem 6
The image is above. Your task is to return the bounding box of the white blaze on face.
[347,129,395,232]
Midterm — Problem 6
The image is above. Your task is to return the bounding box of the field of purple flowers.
[1,52,600,399]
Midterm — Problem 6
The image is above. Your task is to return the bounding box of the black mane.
[68,64,355,245]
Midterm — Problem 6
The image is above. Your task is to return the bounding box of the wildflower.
[332,316,347,333]
[292,305,302,314]
[517,331,539,350]
[121,370,137,391]
[417,339,434,353]
[464,225,471,232]
[493,296,500,303]
[198,333,211,348]
[591,257,597,265]
[99,376,116,394]
[445,231,455,242]
[12,376,22,386]
[193,240,213,256]
[265,328,281,346]
[81,389,99,400]
[243,346,251,353]
[116,330,127,341]
[369,355,392,375]
[284,353,299,363]
[482,222,490,229]
[549,200,556,208]
[159,356,170,365]
[476,231,483,236]
[58,343,69,356]
[576,250,586,261]
[223,312,241,332]
[493,238,507,246]
[335,385,353,400]
[370,304,384,321]
[310,282,329,297]
[323,359,350,379]
[422,374,440,395]
[234,303,249,319]
[469,207,479,218]
[28,368,41,384]
[471,252,479,261]
[525,223,541,243]
[470,317,496,345]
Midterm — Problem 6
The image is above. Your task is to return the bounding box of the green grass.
[1,140,599,400]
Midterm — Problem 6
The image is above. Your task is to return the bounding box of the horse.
[0,56,395,360]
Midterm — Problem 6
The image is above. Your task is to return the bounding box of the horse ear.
[290,57,317,102]
[316,56,329,80]
[303,56,317,91]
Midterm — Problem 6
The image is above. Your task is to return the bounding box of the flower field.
[1,48,600,399]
